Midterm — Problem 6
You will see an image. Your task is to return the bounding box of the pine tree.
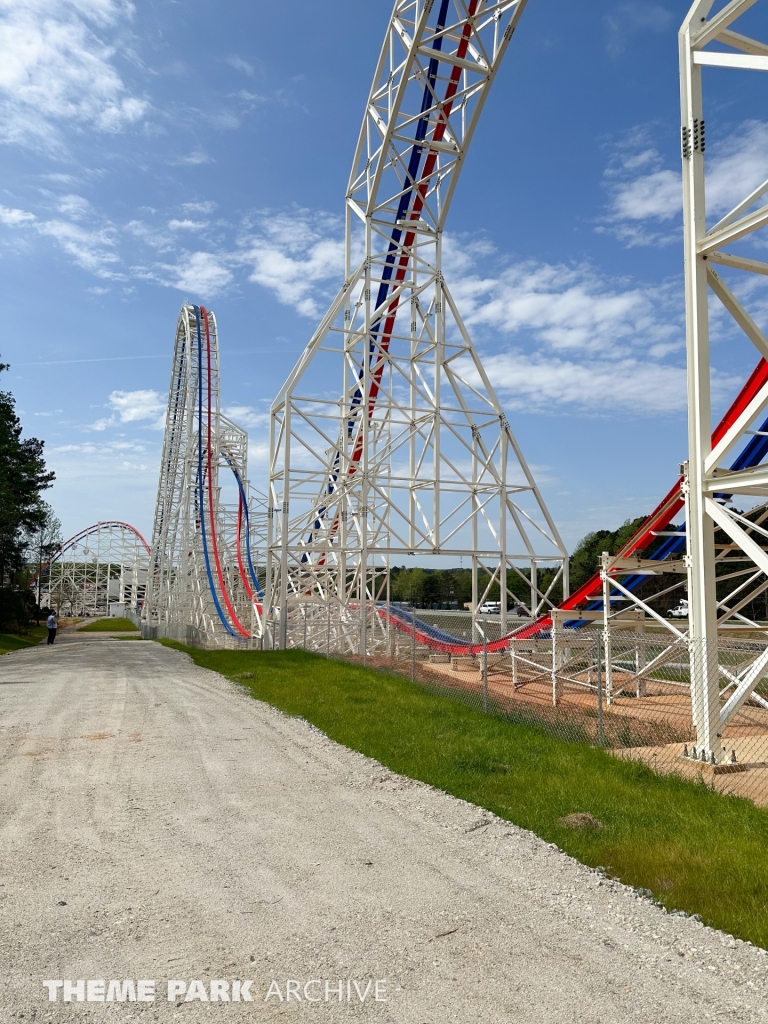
[0,360,55,627]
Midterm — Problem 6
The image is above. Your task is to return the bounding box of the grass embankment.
[80,617,138,632]
[0,626,47,654]
[161,641,768,947]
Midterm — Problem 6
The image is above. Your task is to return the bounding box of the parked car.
[478,602,501,615]
[668,599,689,619]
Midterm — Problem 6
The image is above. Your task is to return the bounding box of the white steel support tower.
[268,0,568,650]
[145,304,265,646]
[680,0,768,755]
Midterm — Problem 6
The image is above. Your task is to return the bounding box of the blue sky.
[2,0,768,550]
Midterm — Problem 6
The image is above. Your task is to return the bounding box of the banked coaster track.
[269,0,762,658]
[293,0,768,667]
[143,304,265,647]
[378,356,768,654]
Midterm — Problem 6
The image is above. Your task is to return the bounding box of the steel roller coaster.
[260,0,768,769]
[30,521,150,618]
[130,0,768,772]
[266,0,568,652]
[143,304,265,646]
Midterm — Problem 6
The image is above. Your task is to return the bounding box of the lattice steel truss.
[267,0,568,650]
[144,304,266,647]
[33,521,150,617]
[677,0,768,754]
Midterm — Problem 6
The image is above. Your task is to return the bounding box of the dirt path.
[0,640,766,1022]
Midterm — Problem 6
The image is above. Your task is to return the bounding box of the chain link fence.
[273,603,768,809]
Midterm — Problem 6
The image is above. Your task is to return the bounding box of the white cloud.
[0,203,35,225]
[37,217,119,276]
[54,439,148,454]
[168,218,207,230]
[605,3,673,59]
[171,150,213,166]
[92,389,164,430]
[108,389,163,422]
[0,198,232,292]
[240,209,345,317]
[57,193,91,219]
[707,121,768,217]
[438,246,716,416]
[0,195,123,274]
[462,351,735,416]
[0,200,724,427]
[453,259,679,357]
[125,218,172,252]
[182,200,216,214]
[233,89,268,103]
[608,167,680,223]
[158,251,233,296]
[600,121,768,246]
[226,55,254,76]
[0,192,127,273]
[0,0,147,152]
[223,404,269,429]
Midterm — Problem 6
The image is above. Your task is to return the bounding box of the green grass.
[0,626,47,654]
[79,617,138,632]
[160,641,768,947]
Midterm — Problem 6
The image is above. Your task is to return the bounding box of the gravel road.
[1,637,767,1022]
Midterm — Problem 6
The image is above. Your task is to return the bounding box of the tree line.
[388,523,651,610]
[391,512,768,622]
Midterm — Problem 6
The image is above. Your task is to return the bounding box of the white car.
[478,602,501,615]
[668,599,689,619]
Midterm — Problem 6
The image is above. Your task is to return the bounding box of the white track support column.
[499,422,508,634]
[680,0,719,754]
[678,0,768,753]
[601,553,614,705]
[550,619,559,707]
[279,402,291,651]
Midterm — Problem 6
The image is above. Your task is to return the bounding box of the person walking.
[46,611,57,646]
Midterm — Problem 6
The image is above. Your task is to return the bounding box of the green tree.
[24,502,62,622]
[568,517,648,593]
[0,361,55,627]
[391,567,427,606]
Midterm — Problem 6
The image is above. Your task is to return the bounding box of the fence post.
[303,604,308,650]
[411,608,416,682]
[601,554,614,705]
[603,624,613,706]
[362,602,367,668]
[596,631,604,747]
[551,620,559,707]
[635,621,646,698]
[326,599,331,658]
[511,639,517,693]
[482,635,488,713]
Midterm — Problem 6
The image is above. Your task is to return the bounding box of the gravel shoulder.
[0,639,767,1022]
